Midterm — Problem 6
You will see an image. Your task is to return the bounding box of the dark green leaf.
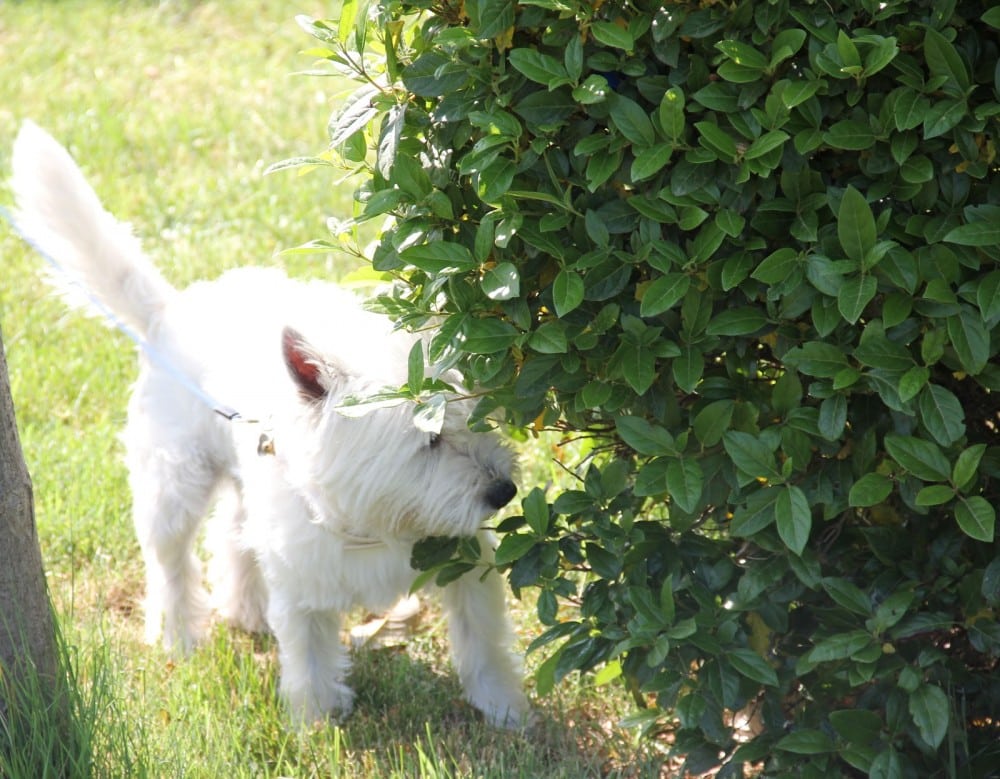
[870,748,903,779]
[915,485,955,507]
[406,341,424,394]
[837,275,877,324]
[917,384,965,446]
[693,400,735,447]
[459,317,520,354]
[818,394,847,441]
[943,221,1000,247]
[808,630,874,662]
[744,130,789,160]
[838,186,876,263]
[776,485,811,555]
[976,271,1000,320]
[715,40,768,70]
[494,533,537,566]
[640,274,690,317]
[781,79,820,108]
[923,27,971,92]
[468,0,514,38]
[884,434,951,482]
[784,342,850,377]
[705,307,767,336]
[528,321,568,353]
[616,338,657,395]
[590,20,635,51]
[631,142,673,181]
[403,52,469,96]
[608,94,656,146]
[983,558,1000,605]
[727,648,779,687]
[952,443,986,491]
[752,248,800,284]
[947,308,989,374]
[508,48,569,86]
[552,269,585,316]
[514,88,576,129]
[909,684,950,750]
[723,431,780,480]
[955,496,995,542]
[730,487,779,536]
[586,542,621,579]
[821,578,871,615]
[898,366,929,403]
[830,709,883,744]
[616,416,675,456]
[823,120,875,150]
[695,121,738,161]
[658,87,686,140]
[521,487,550,535]
[672,343,703,394]
[400,242,477,273]
[849,473,893,507]
[666,458,703,514]
[776,730,834,754]
[893,89,930,130]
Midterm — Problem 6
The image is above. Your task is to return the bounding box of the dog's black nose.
[485,479,518,509]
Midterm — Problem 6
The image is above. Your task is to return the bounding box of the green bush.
[292,0,1000,774]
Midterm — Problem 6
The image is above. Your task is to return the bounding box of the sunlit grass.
[0,1,658,776]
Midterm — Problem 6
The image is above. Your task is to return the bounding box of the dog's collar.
[256,428,386,550]
[304,486,388,551]
[319,525,388,551]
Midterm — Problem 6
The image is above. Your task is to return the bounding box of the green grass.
[0,2,661,776]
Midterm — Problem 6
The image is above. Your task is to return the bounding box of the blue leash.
[1,203,245,422]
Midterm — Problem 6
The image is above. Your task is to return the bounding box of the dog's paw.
[286,682,356,729]
[486,704,538,731]
[216,598,269,635]
[154,612,210,656]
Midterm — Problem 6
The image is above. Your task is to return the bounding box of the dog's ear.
[282,327,330,402]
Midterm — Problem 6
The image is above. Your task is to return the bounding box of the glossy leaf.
[849,473,893,507]
[776,485,811,555]
[955,496,995,542]
[917,384,964,446]
[909,684,950,749]
[728,648,779,687]
[884,435,951,482]
[666,459,703,514]
[552,269,584,316]
[838,186,876,263]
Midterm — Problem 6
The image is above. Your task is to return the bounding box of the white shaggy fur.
[10,121,531,728]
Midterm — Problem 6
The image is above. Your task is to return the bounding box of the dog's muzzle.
[485,479,518,510]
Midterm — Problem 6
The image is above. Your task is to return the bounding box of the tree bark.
[0,325,57,718]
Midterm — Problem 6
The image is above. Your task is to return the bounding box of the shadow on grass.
[189,622,665,778]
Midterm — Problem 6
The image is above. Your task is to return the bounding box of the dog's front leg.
[267,601,354,726]
[439,533,532,729]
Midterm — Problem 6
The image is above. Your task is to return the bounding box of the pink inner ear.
[282,327,326,401]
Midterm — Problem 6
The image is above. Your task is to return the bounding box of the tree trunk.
[0,325,57,719]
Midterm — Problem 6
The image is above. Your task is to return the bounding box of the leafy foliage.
[293,0,1000,774]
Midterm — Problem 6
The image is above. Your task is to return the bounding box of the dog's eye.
[428,432,442,449]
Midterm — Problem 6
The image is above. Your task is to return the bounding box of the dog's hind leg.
[206,483,268,634]
[439,530,532,729]
[126,441,218,654]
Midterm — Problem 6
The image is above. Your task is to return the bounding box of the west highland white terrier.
[10,121,530,728]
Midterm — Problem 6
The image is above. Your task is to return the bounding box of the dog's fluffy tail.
[10,120,176,336]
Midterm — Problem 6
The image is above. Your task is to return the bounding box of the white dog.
[10,121,530,728]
